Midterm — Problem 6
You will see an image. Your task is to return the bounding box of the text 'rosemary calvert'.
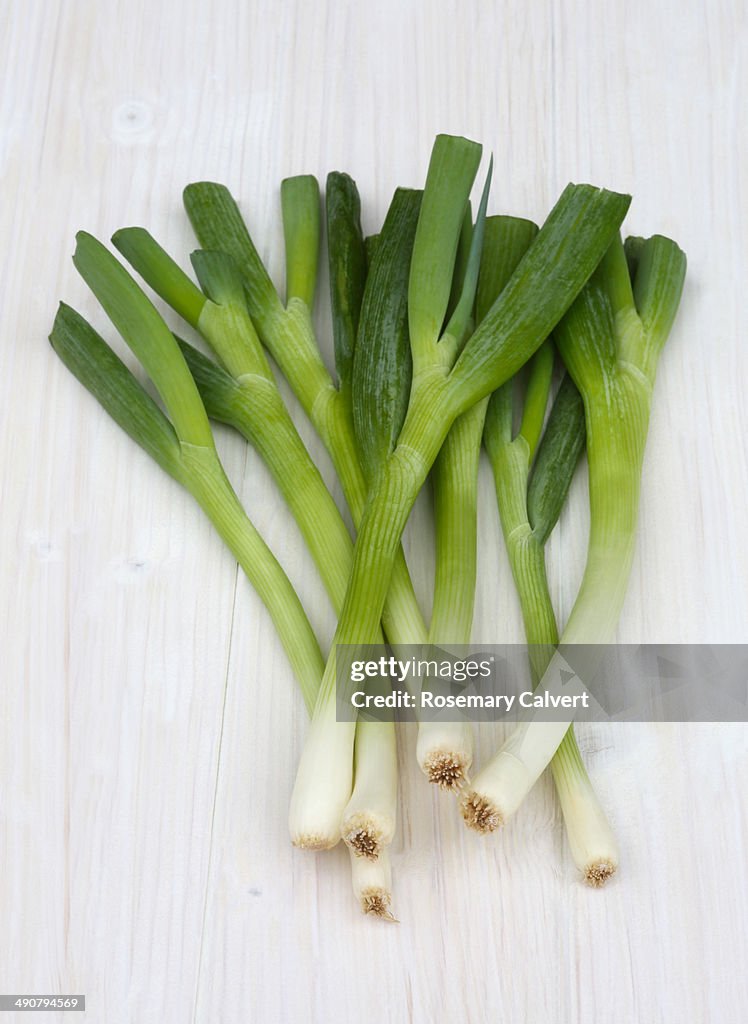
[350,690,591,711]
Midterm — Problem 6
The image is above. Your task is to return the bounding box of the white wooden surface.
[2,1,747,1021]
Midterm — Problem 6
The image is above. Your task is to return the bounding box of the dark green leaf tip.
[527,373,586,545]
[353,187,422,480]
[49,302,183,479]
[190,249,246,308]
[326,170,367,396]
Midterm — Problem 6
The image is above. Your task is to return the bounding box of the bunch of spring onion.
[49,133,684,916]
[286,137,630,850]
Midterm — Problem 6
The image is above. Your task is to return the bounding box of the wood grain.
[1,1,746,1021]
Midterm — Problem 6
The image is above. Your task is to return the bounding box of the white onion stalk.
[462,713,580,829]
[350,848,397,920]
[552,736,619,886]
[342,721,398,859]
[289,697,356,850]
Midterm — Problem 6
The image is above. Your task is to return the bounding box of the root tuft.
[584,860,617,888]
[460,791,503,833]
[423,751,470,791]
[291,833,337,851]
[360,888,398,922]
[344,827,382,861]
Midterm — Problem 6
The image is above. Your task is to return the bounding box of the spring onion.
[337,186,425,855]
[48,137,687,912]
[416,211,538,788]
[477,345,619,883]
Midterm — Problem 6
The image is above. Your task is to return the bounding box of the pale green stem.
[562,372,650,643]
[225,375,354,610]
[265,302,428,647]
[429,400,488,643]
[183,443,325,711]
[480,430,619,884]
[416,397,488,788]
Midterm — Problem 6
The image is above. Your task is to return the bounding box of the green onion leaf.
[518,340,555,460]
[477,216,542,453]
[553,265,618,392]
[598,233,636,317]
[112,227,207,328]
[50,303,183,478]
[190,249,248,308]
[353,188,422,481]
[623,234,645,285]
[364,233,380,267]
[281,175,320,309]
[408,134,483,367]
[450,184,631,409]
[629,234,687,348]
[183,182,284,335]
[526,372,586,544]
[441,157,493,354]
[476,216,539,323]
[72,231,213,448]
[188,249,273,382]
[445,203,473,321]
[176,337,244,427]
[325,171,367,397]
